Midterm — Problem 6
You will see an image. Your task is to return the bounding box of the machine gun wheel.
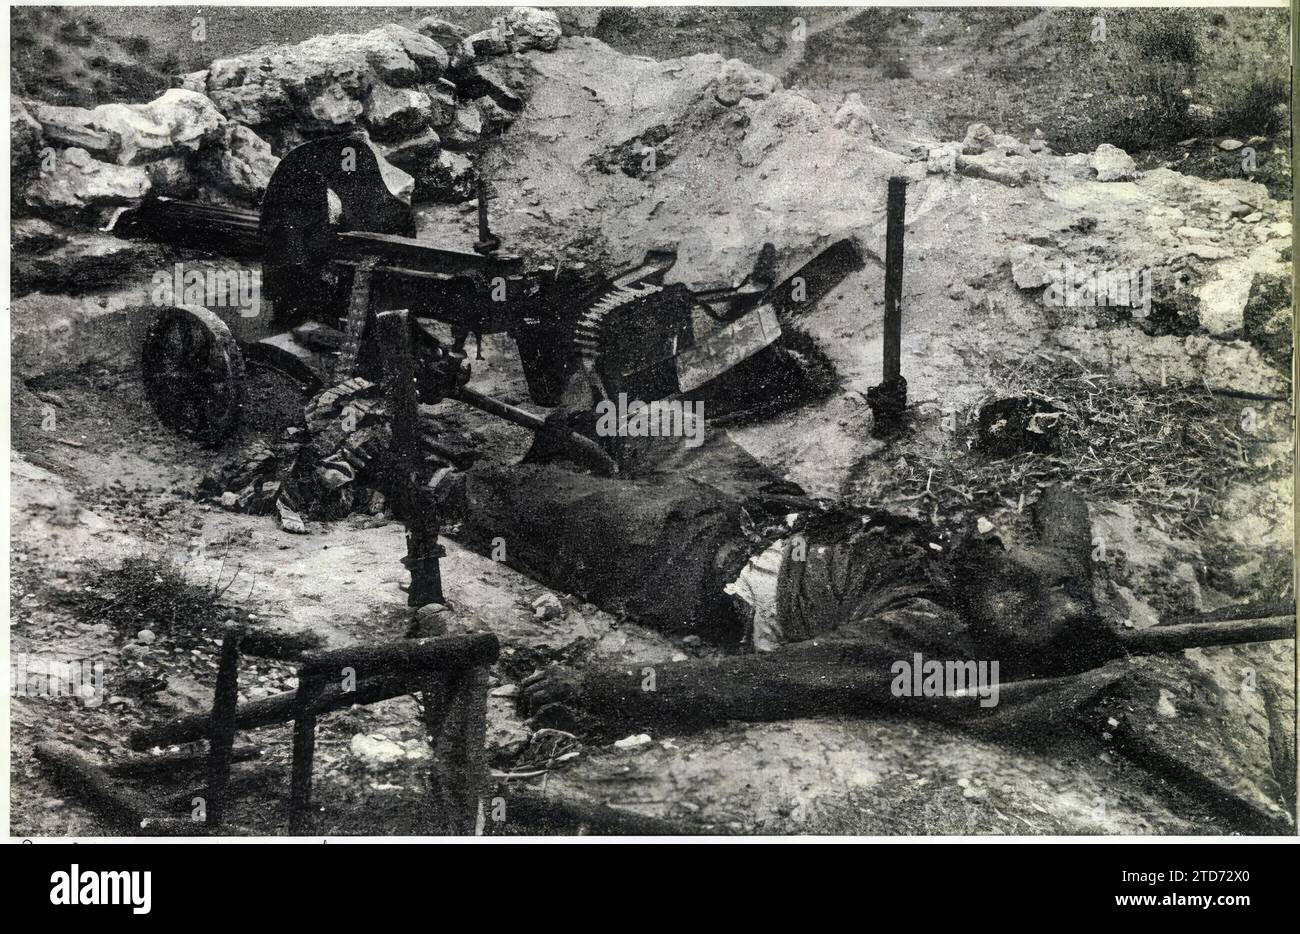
[141,305,246,446]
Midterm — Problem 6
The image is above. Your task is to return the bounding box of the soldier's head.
[954,486,1115,677]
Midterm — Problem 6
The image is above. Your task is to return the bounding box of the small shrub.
[882,57,913,79]
[1243,272,1293,370]
[57,20,94,47]
[1211,73,1290,137]
[1133,11,1202,66]
[72,555,241,638]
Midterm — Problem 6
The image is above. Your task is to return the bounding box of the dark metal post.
[473,178,500,255]
[333,256,377,382]
[375,314,490,835]
[375,309,445,607]
[868,176,909,436]
[883,176,905,383]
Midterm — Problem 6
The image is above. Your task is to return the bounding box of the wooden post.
[36,742,249,836]
[218,623,321,661]
[107,744,261,778]
[297,634,499,680]
[288,672,326,835]
[36,741,162,833]
[1118,615,1294,655]
[441,667,491,835]
[495,787,705,836]
[420,672,458,833]
[204,631,242,828]
[129,668,444,750]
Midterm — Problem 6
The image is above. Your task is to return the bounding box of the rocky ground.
[9,7,1295,835]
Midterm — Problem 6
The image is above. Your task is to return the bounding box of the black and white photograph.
[5,1,1296,852]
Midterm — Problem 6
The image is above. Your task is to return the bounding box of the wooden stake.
[442,667,491,835]
[288,673,326,835]
[36,741,162,834]
[204,631,242,828]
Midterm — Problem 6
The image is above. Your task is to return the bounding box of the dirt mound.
[410,35,1288,395]
[418,38,912,289]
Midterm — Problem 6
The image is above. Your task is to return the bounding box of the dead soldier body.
[432,424,1120,732]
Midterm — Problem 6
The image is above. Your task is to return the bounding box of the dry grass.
[871,352,1278,535]
[70,553,248,640]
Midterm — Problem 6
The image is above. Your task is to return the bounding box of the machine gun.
[114,133,861,449]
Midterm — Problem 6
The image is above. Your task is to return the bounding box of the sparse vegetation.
[1212,73,1290,138]
[1133,10,1201,65]
[71,554,247,640]
[1039,8,1204,153]
[907,6,1292,194]
[866,353,1269,536]
[1244,272,1294,370]
[121,35,152,57]
[881,57,913,80]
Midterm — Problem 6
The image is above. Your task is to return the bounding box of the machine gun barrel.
[108,196,264,256]
[335,230,523,277]
[109,198,527,282]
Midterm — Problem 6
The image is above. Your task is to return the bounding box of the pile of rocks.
[179,8,559,202]
[12,7,564,218]
[14,89,279,217]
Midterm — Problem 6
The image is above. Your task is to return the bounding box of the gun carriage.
[115,134,846,453]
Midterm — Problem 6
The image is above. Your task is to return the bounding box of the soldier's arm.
[523,638,934,729]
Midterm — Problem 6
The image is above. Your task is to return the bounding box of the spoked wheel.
[141,305,246,446]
